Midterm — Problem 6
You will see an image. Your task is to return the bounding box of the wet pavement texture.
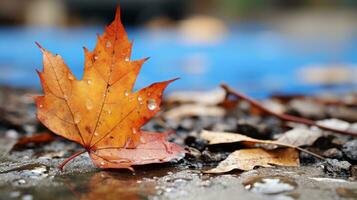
[1,158,357,200]
[1,86,357,199]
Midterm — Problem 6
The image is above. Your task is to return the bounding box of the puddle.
[243,176,298,199]
[0,167,178,200]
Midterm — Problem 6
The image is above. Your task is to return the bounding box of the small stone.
[180,118,195,130]
[351,165,357,179]
[236,123,262,139]
[201,150,227,162]
[299,150,320,165]
[342,139,357,161]
[324,159,351,177]
[323,148,343,159]
[184,136,207,151]
[22,194,33,200]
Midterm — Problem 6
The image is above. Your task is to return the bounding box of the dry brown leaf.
[163,104,225,120]
[277,128,322,147]
[200,130,324,162]
[205,148,299,173]
[201,130,280,147]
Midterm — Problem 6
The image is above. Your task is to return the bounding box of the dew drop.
[68,74,74,80]
[137,96,142,101]
[87,79,92,85]
[100,161,105,166]
[124,91,129,96]
[125,57,129,62]
[63,94,68,100]
[106,41,112,48]
[74,113,81,124]
[86,99,93,110]
[140,136,146,144]
[132,128,137,134]
[94,55,98,60]
[94,132,99,136]
[107,110,112,115]
[147,98,157,111]
[39,104,43,108]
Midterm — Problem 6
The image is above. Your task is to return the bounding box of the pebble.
[324,159,351,177]
[323,148,343,159]
[342,139,357,162]
[201,150,227,162]
[184,136,207,151]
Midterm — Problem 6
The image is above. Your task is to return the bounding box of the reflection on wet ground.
[0,166,357,200]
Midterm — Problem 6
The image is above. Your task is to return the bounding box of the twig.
[58,149,87,170]
[221,84,357,137]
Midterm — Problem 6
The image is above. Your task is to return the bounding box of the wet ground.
[1,86,357,200]
[1,154,357,200]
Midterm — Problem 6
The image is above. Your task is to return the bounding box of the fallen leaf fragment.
[34,6,184,170]
[164,104,225,120]
[15,132,55,147]
[277,128,322,147]
[205,148,299,173]
[201,130,262,145]
[90,132,185,170]
[201,130,324,173]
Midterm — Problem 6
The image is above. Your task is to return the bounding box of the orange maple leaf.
[34,7,184,170]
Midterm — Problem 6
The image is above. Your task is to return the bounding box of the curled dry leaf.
[166,88,225,105]
[163,104,225,120]
[15,132,55,147]
[277,128,322,147]
[201,131,324,173]
[201,130,321,151]
[205,148,299,173]
[34,7,184,170]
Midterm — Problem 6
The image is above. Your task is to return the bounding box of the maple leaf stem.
[221,84,357,137]
[58,149,87,170]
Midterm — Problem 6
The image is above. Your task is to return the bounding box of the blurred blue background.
[0,0,356,98]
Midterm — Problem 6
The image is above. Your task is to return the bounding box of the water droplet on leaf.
[124,91,129,96]
[106,41,112,48]
[86,99,93,110]
[137,96,142,101]
[87,79,92,85]
[147,98,157,111]
[68,74,74,80]
[74,113,81,124]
